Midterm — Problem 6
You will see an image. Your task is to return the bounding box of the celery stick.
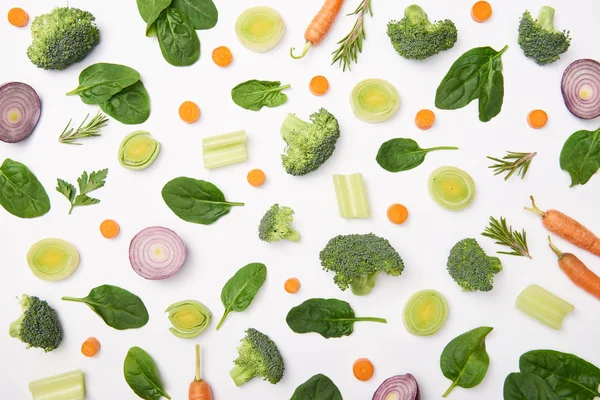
[29,369,85,400]
[516,284,574,330]
[333,173,370,218]
[202,130,248,169]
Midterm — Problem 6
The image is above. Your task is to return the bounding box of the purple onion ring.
[561,59,600,120]
[0,82,41,143]
[372,374,419,400]
[129,226,186,280]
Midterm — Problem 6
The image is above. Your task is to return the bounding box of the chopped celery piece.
[29,369,85,400]
[202,130,248,169]
[516,284,574,330]
[333,173,370,218]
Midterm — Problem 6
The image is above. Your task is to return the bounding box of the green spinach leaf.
[62,284,149,330]
[559,128,600,186]
[286,298,387,339]
[156,8,200,66]
[440,326,493,397]
[231,80,290,111]
[0,158,50,218]
[66,63,140,105]
[161,176,244,224]
[435,46,508,122]
[291,373,343,400]
[171,0,218,29]
[124,346,171,400]
[376,138,458,172]
[136,0,172,34]
[216,262,266,330]
[100,81,151,125]
[503,372,560,400]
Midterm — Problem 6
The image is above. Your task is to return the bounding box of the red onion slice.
[561,59,600,119]
[0,82,41,143]
[129,226,186,280]
[373,374,419,400]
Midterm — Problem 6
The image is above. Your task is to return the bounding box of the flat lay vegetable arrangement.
[2,0,600,399]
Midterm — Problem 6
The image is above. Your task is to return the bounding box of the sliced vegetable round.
[403,290,449,336]
[350,79,400,123]
[27,238,80,281]
[129,226,186,280]
[428,166,476,211]
[0,82,41,143]
[165,300,212,338]
[118,130,160,170]
[235,7,284,53]
[373,374,419,400]
[561,59,600,119]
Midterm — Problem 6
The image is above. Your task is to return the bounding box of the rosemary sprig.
[482,216,532,258]
[58,111,109,145]
[331,0,373,72]
[487,151,537,180]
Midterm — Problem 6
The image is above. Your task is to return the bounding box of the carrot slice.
[471,1,492,23]
[353,358,374,381]
[247,169,266,187]
[309,75,329,96]
[212,46,233,67]
[100,219,120,239]
[179,101,201,124]
[527,109,548,129]
[415,109,436,130]
[284,278,301,293]
[8,8,28,27]
[81,337,101,357]
[387,204,409,225]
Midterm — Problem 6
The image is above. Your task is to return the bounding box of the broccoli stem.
[404,4,430,26]
[537,6,557,32]
[350,273,379,296]
[280,113,309,143]
[229,364,256,387]
[284,229,300,242]
[8,313,24,338]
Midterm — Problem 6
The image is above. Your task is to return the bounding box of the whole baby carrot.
[291,0,344,59]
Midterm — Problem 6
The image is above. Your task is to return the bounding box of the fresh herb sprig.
[58,112,109,145]
[331,0,373,72]
[482,216,532,258]
[56,169,108,214]
[487,151,537,180]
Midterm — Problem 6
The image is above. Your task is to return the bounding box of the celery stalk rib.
[202,130,248,169]
[333,173,370,218]
[516,284,574,330]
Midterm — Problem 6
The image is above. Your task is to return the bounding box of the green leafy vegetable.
[503,372,560,400]
[217,262,267,330]
[435,45,508,122]
[66,63,140,104]
[291,374,343,400]
[559,127,600,186]
[29,370,85,400]
[156,8,200,66]
[376,138,458,172]
[136,0,172,33]
[99,81,151,125]
[202,130,247,169]
[58,111,109,145]
[332,174,370,218]
[124,346,171,400]
[161,177,244,224]
[428,166,476,211]
[10,295,63,352]
[516,284,574,330]
[27,238,80,281]
[482,216,531,258]
[0,158,50,218]
[118,131,160,170]
[286,298,387,338]
[171,0,218,29]
[56,168,108,214]
[62,284,149,330]
[231,80,290,111]
[165,300,211,338]
[487,151,537,180]
[331,0,373,72]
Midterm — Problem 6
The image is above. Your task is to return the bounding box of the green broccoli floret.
[447,238,503,292]
[518,6,571,65]
[387,5,458,60]
[27,7,100,70]
[280,108,340,176]
[258,204,300,243]
[320,233,405,296]
[9,295,62,352]
[229,328,285,387]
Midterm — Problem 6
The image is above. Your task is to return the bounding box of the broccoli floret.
[319,233,404,296]
[518,6,571,65]
[229,328,285,387]
[387,5,458,60]
[280,108,340,176]
[258,204,300,243]
[27,7,100,70]
[9,295,62,352]
[447,238,503,292]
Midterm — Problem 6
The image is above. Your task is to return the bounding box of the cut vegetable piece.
[81,337,100,357]
[212,46,233,67]
[118,130,160,170]
[0,82,41,143]
[471,1,492,23]
[29,369,85,400]
[27,238,80,281]
[403,289,448,336]
[415,109,435,130]
[527,109,548,129]
[388,203,409,224]
[428,166,475,211]
[179,101,200,123]
[284,278,301,294]
[373,374,419,400]
[165,300,212,338]
[561,59,600,119]
[516,284,574,330]
[350,79,400,123]
[8,8,29,27]
[247,169,266,187]
[129,226,186,280]
[309,75,329,96]
[235,6,284,53]
[100,219,120,238]
[202,130,248,169]
[353,358,374,381]
[333,173,370,218]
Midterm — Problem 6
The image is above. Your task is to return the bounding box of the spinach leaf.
[216,262,266,330]
[504,372,560,400]
[559,128,600,186]
[231,80,290,111]
[66,63,140,105]
[156,8,200,66]
[161,176,244,224]
[0,158,50,218]
[62,284,149,330]
[440,326,493,397]
[520,350,600,400]
[286,298,387,339]
[124,346,170,400]
[100,81,151,125]
[171,0,218,29]
[291,374,343,400]
[435,46,508,122]
[376,138,458,172]
[136,0,172,34]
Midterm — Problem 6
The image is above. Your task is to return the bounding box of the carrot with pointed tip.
[291,0,344,59]
[189,345,212,400]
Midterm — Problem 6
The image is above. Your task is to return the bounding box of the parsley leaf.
[56,169,108,214]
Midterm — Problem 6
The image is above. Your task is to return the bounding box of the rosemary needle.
[482,216,532,258]
[58,111,109,145]
[331,0,373,72]
[487,151,537,180]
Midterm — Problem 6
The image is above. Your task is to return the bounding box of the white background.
[1,0,600,399]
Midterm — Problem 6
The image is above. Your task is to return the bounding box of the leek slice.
[403,290,449,336]
[165,300,212,338]
[118,130,160,170]
[428,166,475,211]
[516,284,574,330]
[27,238,80,281]
[29,369,85,400]
[235,7,285,53]
[333,173,370,218]
[202,130,248,169]
[350,79,400,123]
